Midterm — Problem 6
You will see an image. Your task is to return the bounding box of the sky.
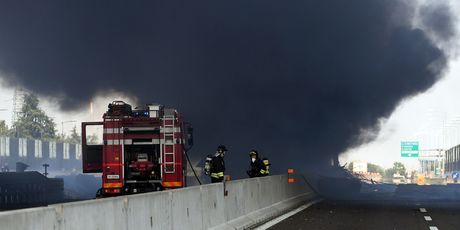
[340,0,460,170]
[0,0,458,176]
[340,56,460,170]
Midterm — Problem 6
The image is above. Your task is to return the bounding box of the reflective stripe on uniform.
[211,172,224,178]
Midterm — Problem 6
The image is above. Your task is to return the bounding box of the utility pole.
[11,88,24,137]
[11,88,24,125]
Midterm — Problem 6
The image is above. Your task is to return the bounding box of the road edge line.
[253,199,322,230]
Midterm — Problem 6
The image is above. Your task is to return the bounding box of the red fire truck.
[81,101,193,197]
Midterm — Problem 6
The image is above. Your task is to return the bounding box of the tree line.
[0,93,84,144]
[347,161,415,178]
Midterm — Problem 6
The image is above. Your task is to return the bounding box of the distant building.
[352,161,367,173]
[0,136,81,173]
[417,149,444,179]
[445,144,460,176]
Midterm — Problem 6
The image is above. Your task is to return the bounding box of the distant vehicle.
[392,174,406,184]
[452,171,459,183]
[81,101,193,197]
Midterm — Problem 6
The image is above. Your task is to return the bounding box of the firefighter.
[261,157,270,176]
[209,145,226,183]
[246,150,265,178]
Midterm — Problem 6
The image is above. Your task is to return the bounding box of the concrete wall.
[0,175,316,230]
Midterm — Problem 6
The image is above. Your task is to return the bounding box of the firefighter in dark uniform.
[261,157,270,176]
[247,149,265,178]
[210,145,226,183]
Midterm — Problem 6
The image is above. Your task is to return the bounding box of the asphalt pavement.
[268,200,460,230]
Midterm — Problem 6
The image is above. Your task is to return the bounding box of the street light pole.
[61,120,77,136]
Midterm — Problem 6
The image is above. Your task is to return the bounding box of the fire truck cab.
[82,101,193,197]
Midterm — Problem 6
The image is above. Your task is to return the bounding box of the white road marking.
[253,199,322,230]
[429,226,438,230]
[420,208,427,213]
[424,216,432,221]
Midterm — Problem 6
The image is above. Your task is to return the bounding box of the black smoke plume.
[0,1,456,177]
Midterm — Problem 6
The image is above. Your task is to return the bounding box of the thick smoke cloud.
[0,1,456,176]
[419,3,457,42]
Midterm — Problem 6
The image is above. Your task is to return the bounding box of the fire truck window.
[85,125,103,145]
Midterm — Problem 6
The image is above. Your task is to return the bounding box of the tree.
[384,168,395,178]
[367,163,384,175]
[86,133,100,145]
[66,126,81,144]
[392,162,406,176]
[385,162,407,178]
[347,162,354,172]
[12,93,57,139]
[0,120,8,136]
[55,133,66,142]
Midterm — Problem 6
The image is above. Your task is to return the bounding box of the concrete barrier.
[0,174,316,230]
[0,207,57,230]
[216,175,315,229]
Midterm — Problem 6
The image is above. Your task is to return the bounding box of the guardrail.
[0,174,316,230]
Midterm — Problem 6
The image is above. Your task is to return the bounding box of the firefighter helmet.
[249,149,258,157]
[217,145,227,153]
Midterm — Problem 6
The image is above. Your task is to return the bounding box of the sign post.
[401,141,419,157]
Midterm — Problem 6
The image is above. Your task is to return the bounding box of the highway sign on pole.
[401,141,419,157]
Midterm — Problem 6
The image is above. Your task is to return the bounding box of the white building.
[352,161,368,173]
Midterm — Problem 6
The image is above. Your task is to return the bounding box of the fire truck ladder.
[163,114,175,174]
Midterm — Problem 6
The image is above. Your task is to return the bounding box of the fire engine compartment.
[124,144,161,183]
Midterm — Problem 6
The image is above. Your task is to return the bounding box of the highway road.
[268,200,460,230]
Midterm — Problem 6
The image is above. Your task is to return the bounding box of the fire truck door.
[82,122,103,173]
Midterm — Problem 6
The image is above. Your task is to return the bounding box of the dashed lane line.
[421,208,438,230]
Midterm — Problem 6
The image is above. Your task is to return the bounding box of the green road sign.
[401,141,419,157]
